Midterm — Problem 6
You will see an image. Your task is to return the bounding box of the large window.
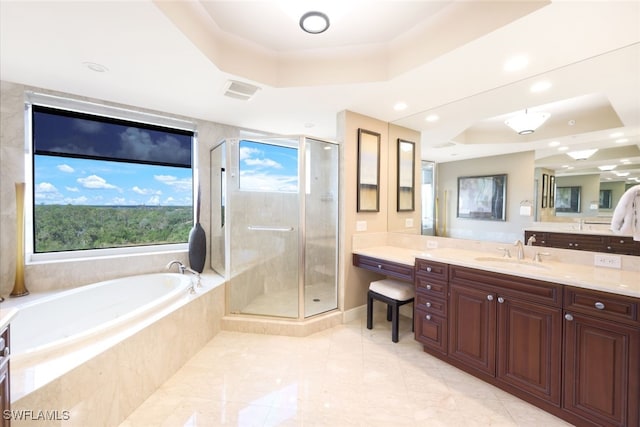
[31,105,194,253]
[238,139,298,192]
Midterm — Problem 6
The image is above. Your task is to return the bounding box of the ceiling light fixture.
[598,165,617,171]
[615,138,629,144]
[566,149,598,160]
[299,11,330,34]
[505,109,550,135]
[530,81,552,93]
[394,102,407,111]
[503,55,529,72]
[425,114,439,122]
[82,61,108,73]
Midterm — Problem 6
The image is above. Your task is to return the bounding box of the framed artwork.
[599,189,612,209]
[542,174,549,208]
[357,128,380,212]
[457,174,507,221]
[556,186,581,213]
[397,139,415,211]
[549,176,555,208]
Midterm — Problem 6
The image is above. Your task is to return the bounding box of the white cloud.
[36,182,58,193]
[244,157,282,169]
[77,174,118,190]
[63,196,88,204]
[57,164,75,173]
[132,186,161,196]
[154,174,192,192]
[73,118,103,134]
[239,146,261,160]
[147,195,161,205]
[66,186,79,192]
[239,174,298,192]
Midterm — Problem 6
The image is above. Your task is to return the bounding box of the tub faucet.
[166,259,186,274]
[514,239,525,261]
[527,235,536,246]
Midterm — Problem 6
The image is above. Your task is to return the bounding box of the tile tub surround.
[10,274,224,427]
[120,320,572,426]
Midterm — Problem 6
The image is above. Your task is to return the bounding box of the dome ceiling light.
[299,11,330,34]
[504,109,550,135]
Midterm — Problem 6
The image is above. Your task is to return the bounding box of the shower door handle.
[248,226,294,232]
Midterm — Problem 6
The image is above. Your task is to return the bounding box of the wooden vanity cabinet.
[414,260,449,355]
[448,266,563,407]
[0,325,10,427]
[562,287,639,427]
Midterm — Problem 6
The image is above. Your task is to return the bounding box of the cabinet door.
[415,308,447,354]
[497,297,562,406]
[448,283,496,376]
[563,312,640,427]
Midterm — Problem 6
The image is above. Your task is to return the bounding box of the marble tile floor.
[120,316,573,427]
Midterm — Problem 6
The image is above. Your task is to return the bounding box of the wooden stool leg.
[366,291,374,330]
[391,302,400,343]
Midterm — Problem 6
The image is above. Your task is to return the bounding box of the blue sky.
[239,140,298,192]
[34,156,192,206]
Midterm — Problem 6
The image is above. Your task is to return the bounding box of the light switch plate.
[356,220,367,231]
[405,218,413,227]
[594,254,621,269]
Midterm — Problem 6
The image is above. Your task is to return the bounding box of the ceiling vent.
[223,80,260,101]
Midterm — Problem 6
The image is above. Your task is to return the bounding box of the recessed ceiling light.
[621,159,631,164]
[558,146,569,151]
[615,172,630,177]
[394,102,407,111]
[82,61,108,73]
[425,114,439,122]
[567,149,598,160]
[530,81,552,92]
[562,164,570,168]
[598,165,617,171]
[609,132,624,138]
[299,11,330,34]
[615,138,629,143]
[503,55,529,72]
[548,141,560,147]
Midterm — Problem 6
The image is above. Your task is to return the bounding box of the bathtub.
[10,271,225,426]
[11,272,193,359]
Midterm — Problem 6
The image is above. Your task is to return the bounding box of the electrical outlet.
[356,220,367,232]
[426,240,438,249]
[405,218,413,228]
[594,254,622,269]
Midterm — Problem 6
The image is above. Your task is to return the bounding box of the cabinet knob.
[497,297,505,304]
[426,284,431,290]
[425,302,431,308]
[425,315,432,321]
[377,264,382,269]
[564,313,574,321]
[541,240,546,244]
[487,295,494,301]
[607,246,612,251]
[620,240,625,244]
[426,267,432,272]
[594,302,605,310]
[575,243,579,247]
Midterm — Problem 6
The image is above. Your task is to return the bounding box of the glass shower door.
[304,138,339,317]
[227,138,300,318]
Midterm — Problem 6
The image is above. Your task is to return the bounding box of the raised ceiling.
[0,0,639,181]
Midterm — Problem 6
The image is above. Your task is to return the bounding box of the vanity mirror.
[390,42,640,234]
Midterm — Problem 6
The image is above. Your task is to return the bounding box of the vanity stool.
[367,279,415,343]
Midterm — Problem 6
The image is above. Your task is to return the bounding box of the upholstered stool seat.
[367,279,415,343]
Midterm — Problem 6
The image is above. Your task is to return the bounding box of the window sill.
[27,243,188,265]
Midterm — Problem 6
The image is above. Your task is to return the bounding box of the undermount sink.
[473,256,551,271]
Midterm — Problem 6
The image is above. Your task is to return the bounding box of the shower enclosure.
[210,136,339,319]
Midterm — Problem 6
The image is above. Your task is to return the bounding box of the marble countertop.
[353,246,640,298]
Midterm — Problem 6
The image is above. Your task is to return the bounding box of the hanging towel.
[610,184,640,241]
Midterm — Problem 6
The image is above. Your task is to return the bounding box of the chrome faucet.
[513,239,525,260]
[527,235,536,246]
[166,259,200,276]
[166,260,201,293]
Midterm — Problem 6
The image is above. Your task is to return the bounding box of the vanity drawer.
[415,275,447,298]
[352,254,414,282]
[415,259,448,281]
[415,292,447,317]
[564,286,639,325]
